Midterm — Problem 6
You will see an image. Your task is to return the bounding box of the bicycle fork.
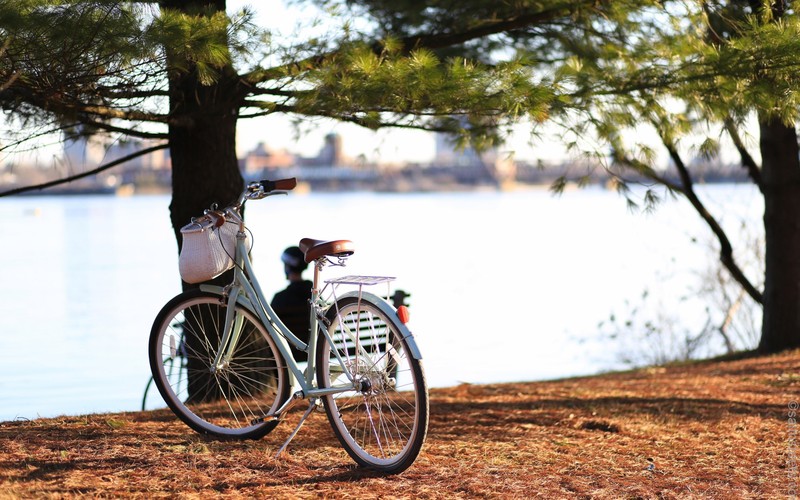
[210,285,243,373]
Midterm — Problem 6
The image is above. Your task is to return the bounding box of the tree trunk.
[167,77,243,264]
[162,0,249,402]
[758,117,800,352]
[161,0,243,278]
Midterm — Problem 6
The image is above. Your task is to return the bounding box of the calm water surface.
[0,185,763,421]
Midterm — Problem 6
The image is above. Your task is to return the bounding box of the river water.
[0,184,763,421]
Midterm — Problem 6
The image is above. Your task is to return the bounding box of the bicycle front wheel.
[149,289,291,439]
[316,295,429,473]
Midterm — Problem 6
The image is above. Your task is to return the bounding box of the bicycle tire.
[149,289,291,439]
[316,295,429,473]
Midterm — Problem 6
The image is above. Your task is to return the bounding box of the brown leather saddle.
[299,238,355,263]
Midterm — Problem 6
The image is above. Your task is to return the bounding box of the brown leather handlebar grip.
[276,178,297,190]
[264,178,297,191]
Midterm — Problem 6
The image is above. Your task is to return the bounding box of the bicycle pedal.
[250,415,279,426]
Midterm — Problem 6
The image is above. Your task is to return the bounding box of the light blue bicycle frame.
[200,229,359,404]
[195,205,423,453]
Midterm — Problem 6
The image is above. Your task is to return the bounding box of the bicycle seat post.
[312,258,324,299]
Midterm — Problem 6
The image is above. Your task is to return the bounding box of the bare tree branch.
[663,142,764,304]
[612,154,684,193]
[723,117,763,192]
[76,118,168,140]
[0,142,168,197]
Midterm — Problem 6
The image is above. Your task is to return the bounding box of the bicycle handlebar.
[261,178,297,191]
[236,177,297,207]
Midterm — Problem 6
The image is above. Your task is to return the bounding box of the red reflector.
[396,305,410,324]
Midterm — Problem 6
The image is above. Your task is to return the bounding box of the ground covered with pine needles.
[0,350,797,498]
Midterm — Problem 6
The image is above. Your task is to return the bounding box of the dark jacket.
[271,280,312,361]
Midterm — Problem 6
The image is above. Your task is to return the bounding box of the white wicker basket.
[178,213,246,284]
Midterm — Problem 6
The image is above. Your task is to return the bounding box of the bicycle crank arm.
[251,390,306,427]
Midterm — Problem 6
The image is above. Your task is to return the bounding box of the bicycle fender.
[336,290,423,360]
[198,284,224,294]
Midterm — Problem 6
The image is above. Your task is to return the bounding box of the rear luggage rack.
[325,275,396,286]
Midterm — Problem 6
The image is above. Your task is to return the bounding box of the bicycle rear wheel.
[149,289,291,439]
[316,295,429,473]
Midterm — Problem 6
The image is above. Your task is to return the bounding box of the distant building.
[297,133,346,167]
[104,140,170,171]
[63,136,105,168]
[63,136,170,171]
[318,133,343,166]
[61,136,171,190]
[433,133,484,167]
[240,142,295,176]
[431,130,516,185]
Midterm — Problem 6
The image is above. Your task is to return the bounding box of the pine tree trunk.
[758,117,800,352]
[162,0,250,402]
[162,0,243,276]
[167,75,243,261]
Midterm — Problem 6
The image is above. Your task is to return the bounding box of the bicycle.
[148,178,429,474]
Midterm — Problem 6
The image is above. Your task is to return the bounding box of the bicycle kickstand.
[275,397,321,458]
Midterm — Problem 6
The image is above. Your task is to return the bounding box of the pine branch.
[0,143,169,198]
[241,1,595,86]
[0,83,169,124]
